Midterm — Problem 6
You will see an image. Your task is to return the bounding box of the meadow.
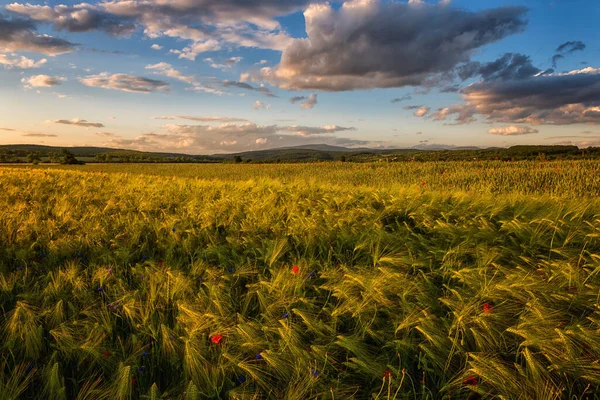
[1,160,600,399]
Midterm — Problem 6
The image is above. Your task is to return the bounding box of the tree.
[233,156,242,163]
[27,152,42,164]
[60,149,83,165]
[340,155,346,162]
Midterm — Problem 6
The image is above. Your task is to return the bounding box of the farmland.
[1,161,600,399]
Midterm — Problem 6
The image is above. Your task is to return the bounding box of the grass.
[0,162,599,399]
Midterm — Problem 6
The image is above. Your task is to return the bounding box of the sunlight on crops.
[1,163,600,399]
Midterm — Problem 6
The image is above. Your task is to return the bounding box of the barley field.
[1,161,600,399]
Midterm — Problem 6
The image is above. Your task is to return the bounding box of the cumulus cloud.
[253,100,270,110]
[151,44,163,50]
[0,53,46,69]
[0,14,77,55]
[50,118,104,128]
[488,126,539,135]
[95,131,116,137]
[78,72,170,93]
[6,3,137,36]
[145,62,196,84]
[222,80,277,97]
[106,120,362,153]
[10,0,316,61]
[300,93,318,109]
[432,67,600,125]
[21,74,65,87]
[245,0,527,91]
[404,105,430,117]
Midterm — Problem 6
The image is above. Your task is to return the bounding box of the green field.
[1,162,600,399]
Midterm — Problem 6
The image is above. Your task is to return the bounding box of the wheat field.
[1,162,600,399]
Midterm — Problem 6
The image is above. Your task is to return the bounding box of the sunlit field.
[1,162,600,399]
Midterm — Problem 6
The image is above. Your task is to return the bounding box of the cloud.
[552,41,586,68]
[0,127,16,131]
[432,67,600,125]
[0,14,77,55]
[246,0,527,91]
[404,105,430,117]
[78,72,170,93]
[152,116,249,123]
[253,100,270,110]
[0,53,46,69]
[488,126,539,135]
[21,133,57,137]
[205,57,243,70]
[105,120,363,153]
[95,132,116,137]
[290,96,306,104]
[222,80,277,97]
[300,93,318,109]
[556,41,586,54]
[151,44,163,50]
[457,53,541,82]
[21,74,65,87]
[391,94,412,103]
[51,118,104,128]
[145,62,196,84]
[6,3,137,36]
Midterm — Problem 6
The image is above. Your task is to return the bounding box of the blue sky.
[0,0,599,154]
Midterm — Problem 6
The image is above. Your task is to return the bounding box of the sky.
[0,0,599,154]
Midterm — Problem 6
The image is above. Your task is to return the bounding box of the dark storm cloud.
[248,1,528,91]
[0,14,76,55]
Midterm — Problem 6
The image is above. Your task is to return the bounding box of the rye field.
[1,160,600,399]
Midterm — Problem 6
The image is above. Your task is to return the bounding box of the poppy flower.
[482,303,493,313]
[103,350,110,359]
[211,334,223,344]
[384,370,393,379]
[291,266,299,274]
[463,375,478,386]
[131,378,137,385]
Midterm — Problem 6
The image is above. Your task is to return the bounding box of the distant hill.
[0,143,594,163]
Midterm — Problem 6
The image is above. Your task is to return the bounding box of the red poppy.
[384,370,393,379]
[463,375,478,386]
[211,334,223,344]
[291,266,299,274]
[103,350,110,359]
[482,303,493,313]
[131,378,137,385]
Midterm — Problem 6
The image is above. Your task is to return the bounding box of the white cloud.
[151,44,163,50]
[253,100,271,110]
[21,74,65,88]
[0,53,46,69]
[300,93,318,109]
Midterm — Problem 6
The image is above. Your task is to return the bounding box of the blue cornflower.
[142,351,149,357]
[283,312,289,319]
[255,353,263,360]
[228,267,234,273]
[139,367,146,373]
[236,375,246,385]
[172,227,176,232]
[311,369,319,378]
